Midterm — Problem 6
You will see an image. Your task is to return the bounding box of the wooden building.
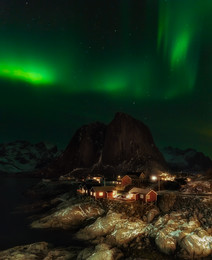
[77,182,101,195]
[128,187,157,202]
[105,178,121,186]
[90,186,116,199]
[121,172,146,187]
[86,175,103,184]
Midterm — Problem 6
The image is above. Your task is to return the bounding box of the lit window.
[146,195,150,199]
[99,192,103,196]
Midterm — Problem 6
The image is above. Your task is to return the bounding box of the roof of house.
[91,186,116,192]
[129,187,157,194]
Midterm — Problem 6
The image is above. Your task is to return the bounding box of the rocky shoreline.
[0,181,211,260]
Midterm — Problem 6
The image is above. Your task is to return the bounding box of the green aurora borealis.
[0,0,211,157]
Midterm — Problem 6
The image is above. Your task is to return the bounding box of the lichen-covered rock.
[44,249,76,260]
[0,242,78,260]
[158,192,176,213]
[146,207,160,223]
[155,229,177,255]
[76,211,123,240]
[179,230,212,258]
[76,211,147,246]
[0,242,49,260]
[148,211,212,258]
[77,244,123,260]
[31,202,104,229]
[108,219,146,246]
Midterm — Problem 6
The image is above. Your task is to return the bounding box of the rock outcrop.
[77,244,123,260]
[148,212,212,258]
[50,122,106,176]
[44,112,167,178]
[76,211,147,246]
[0,242,78,260]
[76,202,212,259]
[31,202,104,230]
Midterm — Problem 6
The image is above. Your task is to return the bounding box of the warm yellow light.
[126,194,132,199]
[99,192,103,196]
[112,191,117,197]
[151,176,157,181]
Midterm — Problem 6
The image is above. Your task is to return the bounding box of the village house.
[105,178,121,186]
[77,182,101,196]
[86,175,103,184]
[127,187,157,202]
[121,172,146,187]
[90,186,117,199]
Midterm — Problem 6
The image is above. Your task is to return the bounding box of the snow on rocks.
[77,243,123,260]
[76,211,124,240]
[0,242,78,260]
[148,212,212,258]
[31,202,104,230]
[0,141,59,174]
[76,211,147,246]
[179,229,212,258]
[77,209,212,258]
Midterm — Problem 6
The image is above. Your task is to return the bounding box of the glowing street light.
[151,175,160,191]
[151,175,157,181]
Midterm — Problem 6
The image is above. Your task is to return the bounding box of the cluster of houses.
[77,172,158,203]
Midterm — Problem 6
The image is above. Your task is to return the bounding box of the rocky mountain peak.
[44,113,167,177]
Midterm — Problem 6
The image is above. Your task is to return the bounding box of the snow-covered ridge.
[161,147,212,172]
[0,140,60,173]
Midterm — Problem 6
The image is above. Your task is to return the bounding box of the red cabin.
[128,188,157,202]
[90,186,116,199]
[121,173,146,187]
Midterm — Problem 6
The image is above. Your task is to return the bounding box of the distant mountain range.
[0,113,211,176]
[161,147,212,172]
[0,141,60,174]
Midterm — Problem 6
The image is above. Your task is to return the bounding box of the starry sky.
[0,0,211,157]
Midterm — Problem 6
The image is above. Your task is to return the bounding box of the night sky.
[0,0,211,157]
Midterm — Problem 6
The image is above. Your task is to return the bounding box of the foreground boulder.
[148,212,212,258]
[0,242,77,260]
[76,211,147,246]
[31,202,104,230]
[77,243,123,260]
[76,211,124,240]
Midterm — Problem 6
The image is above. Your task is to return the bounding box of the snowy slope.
[162,147,212,172]
[0,141,60,173]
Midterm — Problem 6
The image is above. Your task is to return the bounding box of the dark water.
[0,175,82,251]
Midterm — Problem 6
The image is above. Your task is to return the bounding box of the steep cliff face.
[44,113,167,177]
[53,122,106,175]
[102,113,166,170]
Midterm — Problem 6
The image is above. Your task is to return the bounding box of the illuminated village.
[0,113,211,260]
